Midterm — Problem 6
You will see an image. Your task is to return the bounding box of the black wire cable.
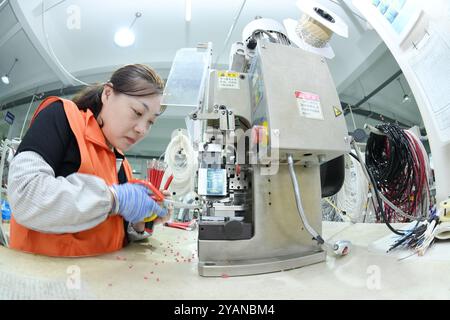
[365,123,425,222]
[349,152,404,235]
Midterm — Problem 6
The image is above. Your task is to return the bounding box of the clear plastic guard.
[161,43,212,109]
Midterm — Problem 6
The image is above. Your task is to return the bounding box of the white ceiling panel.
[0,3,17,35]
[0,29,58,98]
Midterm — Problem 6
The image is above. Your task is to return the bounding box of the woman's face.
[99,84,162,151]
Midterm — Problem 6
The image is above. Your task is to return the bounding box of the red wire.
[377,129,430,223]
[129,179,165,202]
[163,175,174,190]
[156,170,164,189]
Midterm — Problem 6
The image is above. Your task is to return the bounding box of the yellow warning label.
[218,71,240,89]
[218,71,239,78]
[333,106,343,117]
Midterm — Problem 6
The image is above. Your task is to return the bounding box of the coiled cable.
[164,130,197,197]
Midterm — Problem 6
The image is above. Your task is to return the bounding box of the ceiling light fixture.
[114,12,142,47]
[397,77,410,103]
[2,58,18,85]
[185,0,192,22]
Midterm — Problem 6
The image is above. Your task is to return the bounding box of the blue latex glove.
[110,183,167,223]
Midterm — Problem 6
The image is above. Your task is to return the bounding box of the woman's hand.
[110,183,166,223]
[154,190,173,225]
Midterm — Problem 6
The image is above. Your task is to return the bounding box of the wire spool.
[283,0,348,59]
[164,129,197,198]
[322,153,375,223]
[295,0,348,38]
[335,153,374,223]
[295,13,334,48]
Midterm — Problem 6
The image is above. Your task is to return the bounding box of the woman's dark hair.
[72,64,164,117]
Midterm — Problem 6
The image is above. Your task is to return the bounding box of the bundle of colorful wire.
[365,123,432,223]
[388,208,438,256]
[146,159,173,191]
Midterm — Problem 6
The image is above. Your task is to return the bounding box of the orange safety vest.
[9,96,133,257]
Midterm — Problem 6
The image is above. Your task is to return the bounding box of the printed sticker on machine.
[218,71,240,89]
[295,91,324,120]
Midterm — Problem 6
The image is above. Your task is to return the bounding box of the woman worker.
[6,64,172,256]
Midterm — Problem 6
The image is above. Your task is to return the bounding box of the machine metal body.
[190,38,349,276]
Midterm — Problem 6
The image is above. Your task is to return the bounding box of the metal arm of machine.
[190,105,236,132]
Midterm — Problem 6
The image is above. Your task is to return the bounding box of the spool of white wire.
[295,0,348,39]
[164,129,197,197]
[283,0,348,59]
[335,154,372,223]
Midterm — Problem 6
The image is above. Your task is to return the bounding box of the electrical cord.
[365,123,430,223]
[348,148,405,235]
[287,154,351,256]
[287,154,323,243]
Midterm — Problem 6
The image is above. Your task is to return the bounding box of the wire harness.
[365,123,432,223]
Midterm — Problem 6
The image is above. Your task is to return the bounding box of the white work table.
[0,221,449,300]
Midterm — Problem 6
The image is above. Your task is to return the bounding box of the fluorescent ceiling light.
[114,28,135,47]
[185,0,192,22]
